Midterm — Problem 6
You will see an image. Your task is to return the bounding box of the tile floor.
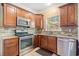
[23,47,57,56]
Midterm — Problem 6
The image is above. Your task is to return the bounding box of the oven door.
[19,36,33,50]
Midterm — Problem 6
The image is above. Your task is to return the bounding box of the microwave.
[17,16,30,27]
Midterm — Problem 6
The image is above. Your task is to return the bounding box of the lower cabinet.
[47,36,57,53]
[33,35,41,47]
[3,37,19,56]
[34,35,57,53]
[40,36,48,49]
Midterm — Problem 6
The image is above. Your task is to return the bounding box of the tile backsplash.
[61,27,78,34]
[0,26,77,37]
[0,27,15,36]
[0,26,36,36]
[41,27,78,36]
[15,27,35,34]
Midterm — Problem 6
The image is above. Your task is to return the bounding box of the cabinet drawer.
[4,43,18,48]
[4,38,18,44]
[4,38,18,47]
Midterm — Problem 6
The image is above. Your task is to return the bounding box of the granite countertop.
[1,36,18,39]
[34,33,78,40]
[0,33,77,40]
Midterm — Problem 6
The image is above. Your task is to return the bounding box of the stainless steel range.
[15,32,33,55]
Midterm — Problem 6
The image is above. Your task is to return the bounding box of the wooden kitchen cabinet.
[34,35,57,53]
[40,35,48,49]
[3,4,16,27]
[47,36,57,53]
[22,10,30,19]
[16,8,23,17]
[67,4,77,26]
[35,14,44,29]
[3,37,19,56]
[60,5,68,27]
[17,6,35,20]
[33,35,38,47]
[2,3,41,27]
[28,13,35,20]
[33,35,41,47]
[60,3,77,27]
[16,7,34,20]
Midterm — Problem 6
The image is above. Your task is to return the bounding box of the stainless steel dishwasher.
[57,37,76,56]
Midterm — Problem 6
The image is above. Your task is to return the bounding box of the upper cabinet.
[35,14,44,29]
[1,3,44,28]
[3,4,16,27]
[67,4,77,26]
[22,10,30,19]
[16,8,23,17]
[16,8,29,19]
[60,5,68,27]
[28,13,35,20]
[2,3,36,27]
[16,8,34,20]
[60,3,77,27]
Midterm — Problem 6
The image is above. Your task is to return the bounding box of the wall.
[42,7,60,18]
[78,4,79,41]
[0,4,3,27]
[41,6,60,31]
[16,27,35,34]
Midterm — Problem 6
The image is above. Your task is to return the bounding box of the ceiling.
[13,3,65,13]
[20,3,55,12]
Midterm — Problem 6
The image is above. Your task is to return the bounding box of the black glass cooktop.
[15,32,33,37]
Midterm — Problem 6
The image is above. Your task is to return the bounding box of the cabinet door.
[38,35,41,47]
[33,35,39,47]
[22,10,30,19]
[16,8,22,17]
[40,15,44,29]
[48,36,57,53]
[40,36,48,49]
[4,45,18,56]
[33,35,41,47]
[35,14,43,29]
[67,4,77,26]
[4,37,19,56]
[29,13,35,20]
[60,5,68,27]
[35,15,40,28]
[3,4,16,27]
